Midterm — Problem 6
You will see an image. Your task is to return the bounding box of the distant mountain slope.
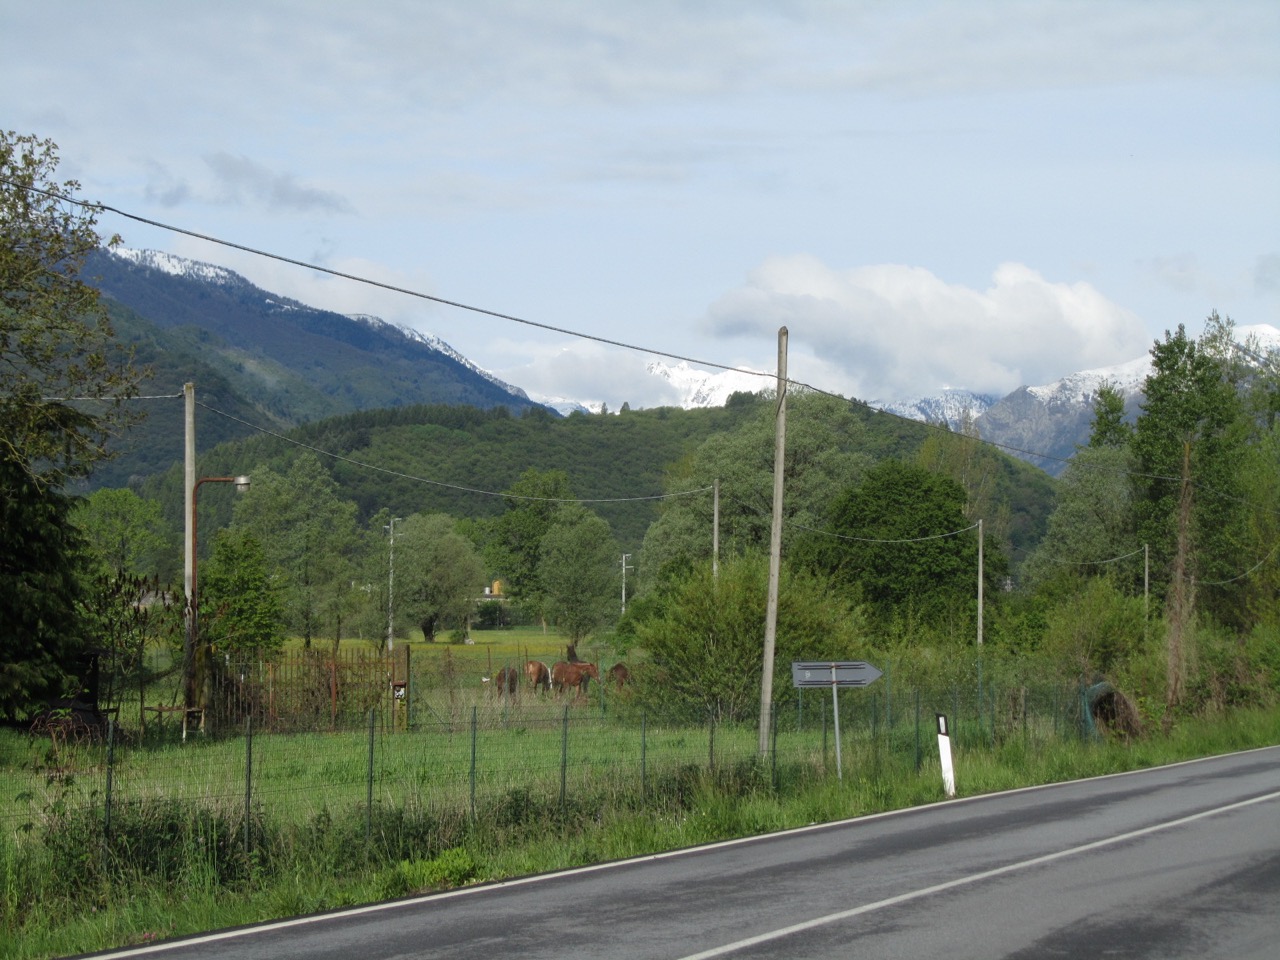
[86,248,547,424]
[975,325,1280,473]
[82,247,553,488]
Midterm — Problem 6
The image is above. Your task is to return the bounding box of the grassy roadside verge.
[4,704,1278,960]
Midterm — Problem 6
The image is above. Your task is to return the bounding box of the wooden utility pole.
[758,327,788,756]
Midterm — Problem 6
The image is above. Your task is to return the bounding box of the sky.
[3,1,1278,410]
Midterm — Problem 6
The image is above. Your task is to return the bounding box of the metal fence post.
[641,713,647,800]
[470,706,477,821]
[244,713,253,860]
[559,705,569,807]
[104,717,115,842]
[708,715,716,774]
[914,689,921,772]
[822,697,828,773]
[365,708,375,856]
[771,709,778,788]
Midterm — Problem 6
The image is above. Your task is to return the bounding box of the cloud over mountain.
[703,255,1150,402]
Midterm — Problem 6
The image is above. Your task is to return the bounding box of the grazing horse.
[524,659,551,694]
[551,661,599,698]
[606,662,631,689]
[492,665,518,698]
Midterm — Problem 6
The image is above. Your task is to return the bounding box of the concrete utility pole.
[182,383,196,712]
[758,327,788,757]
[386,517,404,652]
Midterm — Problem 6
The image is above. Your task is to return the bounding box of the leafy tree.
[1131,317,1249,706]
[230,454,361,648]
[1039,576,1147,677]
[798,458,996,627]
[199,528,284,658]
[539,507,619,644]
[630,553,867,723]
[480,468,576,619]
[1,131,141,717]
[1021,444,1139,598]
[915,407,1016,560]
[1088,381,1134,450]
[79,569,182,727]
[73,487,172,578]
[639,391,873,588]
[1,132,140,483]
[397,512,488,642]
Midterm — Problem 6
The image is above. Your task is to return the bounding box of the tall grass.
[2,700,1277,959]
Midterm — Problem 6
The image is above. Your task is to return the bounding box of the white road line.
[675,790,1280,960]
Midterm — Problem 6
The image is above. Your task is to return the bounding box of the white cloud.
[704,256,1149,401]
[491,340,689,411]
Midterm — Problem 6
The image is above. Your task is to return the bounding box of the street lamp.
[385,517,404,652]
[183,475,250,731]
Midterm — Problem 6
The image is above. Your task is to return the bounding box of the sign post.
[791,661,883,782]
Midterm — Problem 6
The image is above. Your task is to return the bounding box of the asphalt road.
[80,746,1280,960]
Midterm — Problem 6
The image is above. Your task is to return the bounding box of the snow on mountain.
[113,247,241,286]
[346,314,533,402]
[873,389,998,428]
[1026,323,1280,410]
[645,360,772,409]
[1025,354,1151,409]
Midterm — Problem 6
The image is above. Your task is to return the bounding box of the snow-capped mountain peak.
[645,360,772,408]
[113,247,241,286]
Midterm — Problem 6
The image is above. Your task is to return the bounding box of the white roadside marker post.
[937,713,956,798]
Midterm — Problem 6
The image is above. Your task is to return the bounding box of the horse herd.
[486,650,630,700]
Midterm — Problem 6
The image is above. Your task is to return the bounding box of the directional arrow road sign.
[790,660,883,688]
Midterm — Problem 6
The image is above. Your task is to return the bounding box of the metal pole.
[244,713,253,858]
[977,518,984,647]
[641,713,647,799]
[104,717,115,841]
[366,708,375,855]
[560,705,569,807]
[831,665,843,782]
[386,517,403,653]
[758,326,788,756]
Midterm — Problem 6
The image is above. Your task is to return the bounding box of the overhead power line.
[199,401,713,505]
[2,176,774,383]
[7,176,1273,505]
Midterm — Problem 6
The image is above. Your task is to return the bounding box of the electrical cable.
[198,400,713,505]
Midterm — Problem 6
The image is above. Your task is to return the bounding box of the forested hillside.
[136,389,1054,562]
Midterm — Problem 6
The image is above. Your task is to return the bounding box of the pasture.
[5,647,1277,960]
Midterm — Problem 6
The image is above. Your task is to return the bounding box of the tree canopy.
[1,131,142,717]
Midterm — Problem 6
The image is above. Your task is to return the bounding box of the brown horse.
[551,661,599,697]
[606,662,631,689]
[524,659,551,694]
[491,665,518,698]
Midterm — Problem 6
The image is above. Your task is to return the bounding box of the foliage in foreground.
[2,704,1277,959]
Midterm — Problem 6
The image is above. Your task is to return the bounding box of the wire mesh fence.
[1,667,1097,859]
